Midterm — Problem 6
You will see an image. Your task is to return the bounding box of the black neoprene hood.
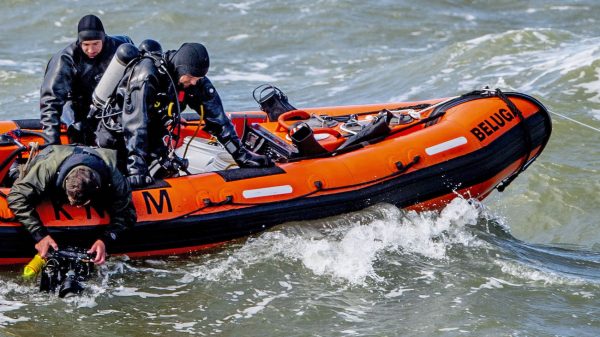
[171,43,210,79]
[78,14,106,42]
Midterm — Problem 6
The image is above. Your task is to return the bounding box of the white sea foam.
[0,70,16,82]
[305,66,331,76]
[550,6,589,11]
[53,36,74,44]
[186,198,483,285]
[279,281,292,290]
[0,58,44,77]
[248,62,269,71]
[182,253,246,282]
[467,277,522,295]
[573,291,594,299]
[63,292,99,308]
[462,31,600,97]
[290,198,482,284]
[220,289,289,322]
[389,84,429,102]
[218,1,254,14]
[240,293,287,318]
[226,34,250,41]
[575,67,600,104]
[112,286,187,298]
[91,309,122,316]
[172,321,197,334]
[0,60,18,66]
[384,287,414,298]
[495,260,589,286]
[339,311,365,323]
[212,69,278,82]
[327,85,350,97]
[0,280,31,326]
[438,327,459,332]
[406,28,600,122]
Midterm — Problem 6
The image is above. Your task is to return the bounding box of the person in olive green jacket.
[7,145,136,265]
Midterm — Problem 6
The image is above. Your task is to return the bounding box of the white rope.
[398,96,460,119]
[549,110,600,133]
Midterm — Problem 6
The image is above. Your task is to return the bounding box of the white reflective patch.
[425,137,468,155]
[242,185,294,199]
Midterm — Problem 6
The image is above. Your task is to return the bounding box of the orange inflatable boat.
[0,89,551,264]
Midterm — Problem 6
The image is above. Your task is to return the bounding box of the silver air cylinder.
[92,43,140,108]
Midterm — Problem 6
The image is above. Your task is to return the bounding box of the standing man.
[95,42,273,188]
[40,14,133,145]
[7,146,137,265]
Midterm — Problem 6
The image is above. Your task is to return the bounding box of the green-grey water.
[1,1,600,336]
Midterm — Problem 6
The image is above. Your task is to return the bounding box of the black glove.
[126,155,153,188]
[127,174,154,188]
[232,148,274,168]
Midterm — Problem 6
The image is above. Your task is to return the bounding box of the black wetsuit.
[94,50,265,183]
[40,35,133,145]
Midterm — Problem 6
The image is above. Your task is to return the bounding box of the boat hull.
[0,91,552,264]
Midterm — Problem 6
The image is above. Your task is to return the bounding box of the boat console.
[242,123,300,161]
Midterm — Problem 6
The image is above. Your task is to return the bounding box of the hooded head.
[77,14,106,42]
[64,166,102,207]
[171,43,210,80]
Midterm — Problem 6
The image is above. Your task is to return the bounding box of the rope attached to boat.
[182,104,205,159]
[495,88,533,192]
[547,110,600,133]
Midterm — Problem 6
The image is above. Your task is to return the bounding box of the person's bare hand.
[87,240,106,265]
[35,235,58,258]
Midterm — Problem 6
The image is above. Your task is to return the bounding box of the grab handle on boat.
[202,195,233,207]
[395,156,421,174]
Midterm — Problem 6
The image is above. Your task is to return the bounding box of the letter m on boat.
[142,189,173,215]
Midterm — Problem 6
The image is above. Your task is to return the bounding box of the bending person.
[7,145,137,265]
[40,14,133,145]
[95,42,272,188]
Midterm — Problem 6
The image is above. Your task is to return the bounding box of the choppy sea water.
[1,0,600,336]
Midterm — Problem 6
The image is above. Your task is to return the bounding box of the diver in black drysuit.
[40,14,133,145]
[95,42,272,187]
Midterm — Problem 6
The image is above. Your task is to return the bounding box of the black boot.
[222,136,273,168]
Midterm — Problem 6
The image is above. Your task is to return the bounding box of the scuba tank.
[138,39,162,56]
[92,40,161,109]
[92,43,141,108]
[22,254,46,280]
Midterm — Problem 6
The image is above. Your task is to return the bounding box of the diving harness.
[90,42,188,178]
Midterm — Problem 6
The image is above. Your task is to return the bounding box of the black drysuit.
[94,51,271,184]
[40,35,133,145]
